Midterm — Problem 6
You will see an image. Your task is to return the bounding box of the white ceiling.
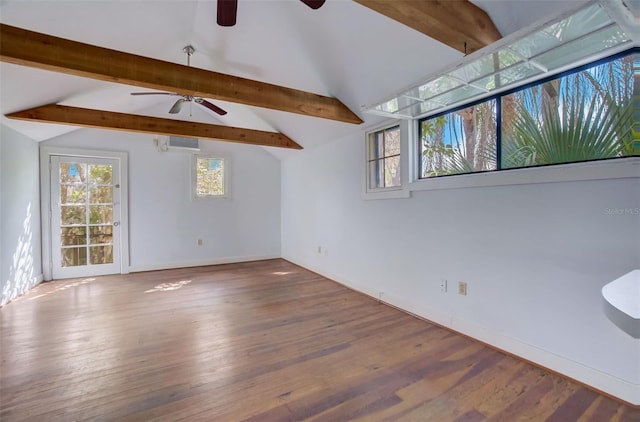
[0,0,589,158]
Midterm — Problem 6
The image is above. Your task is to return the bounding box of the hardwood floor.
[1,259,637,421]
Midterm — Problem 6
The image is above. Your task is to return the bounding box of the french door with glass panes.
[50,156,121,279]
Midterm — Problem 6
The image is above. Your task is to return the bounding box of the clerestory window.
[418,50,639,179]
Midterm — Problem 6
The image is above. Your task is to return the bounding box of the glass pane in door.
[89,206,113,224]
[90,186,112,203]
[61,227,86,246]
[60,185,86,204]
[60,206,86,225]
[89,226,113,244]
[62,247,87,267]
[89,164,112,184]
[90,245,113,265]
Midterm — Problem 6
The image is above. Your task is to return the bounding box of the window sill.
[192,195,231,201]
[362,187,411,200]
[409,157,640,192]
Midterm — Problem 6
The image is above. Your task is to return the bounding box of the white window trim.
[191,153,231,200]
[363,120,411,200]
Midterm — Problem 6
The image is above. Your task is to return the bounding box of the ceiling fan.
[217,0,326,26]
[130,45,227,116]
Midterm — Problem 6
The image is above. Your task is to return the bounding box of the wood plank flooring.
[1,259,637,421]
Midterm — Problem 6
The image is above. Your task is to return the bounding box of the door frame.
[40,146,130,280]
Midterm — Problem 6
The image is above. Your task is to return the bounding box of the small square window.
[192,155,229,199]
[367,125,401,190]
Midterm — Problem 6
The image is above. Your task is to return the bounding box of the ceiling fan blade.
[300,0,325,10]
[169,98,187,114]
[130,92,177,96]
[195,98,227,116]
[217,0,237,26]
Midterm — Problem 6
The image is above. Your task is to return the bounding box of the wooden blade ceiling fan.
[131,1,326,114]
[217,0,326,26]
[130,45,227,116]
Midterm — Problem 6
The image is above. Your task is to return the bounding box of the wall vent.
[169,136,200,151]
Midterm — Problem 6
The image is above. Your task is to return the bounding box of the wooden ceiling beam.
[354,0,501,54]
[0,23,362,125]
[6,104,303,150]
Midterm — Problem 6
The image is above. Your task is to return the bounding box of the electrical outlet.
[197,239,203,246]
[317,246,322,254]
[458,281,467,296]
[440,279,447,293]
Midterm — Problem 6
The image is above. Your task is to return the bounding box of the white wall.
[1,125,43,305]
[44,128,281,272]
[281,130,640,404]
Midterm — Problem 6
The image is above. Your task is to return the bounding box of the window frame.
[363,121,411,200]
[413,47,639,184]
[191,153,230,200]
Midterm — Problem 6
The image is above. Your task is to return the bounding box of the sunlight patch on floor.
[145,279,192,293]
[28,278,94,300]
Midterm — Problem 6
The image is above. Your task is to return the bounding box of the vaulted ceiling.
[0,0,589,158]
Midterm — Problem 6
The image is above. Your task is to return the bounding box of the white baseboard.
[283,255,639,406]
[128,254,280,273]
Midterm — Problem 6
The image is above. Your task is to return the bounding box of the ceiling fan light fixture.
[169,98,187,114]
[130,46,227,116]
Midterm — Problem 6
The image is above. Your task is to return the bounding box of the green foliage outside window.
[502,53,635,168]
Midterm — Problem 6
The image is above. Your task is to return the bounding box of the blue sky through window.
[208,158,221,171]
